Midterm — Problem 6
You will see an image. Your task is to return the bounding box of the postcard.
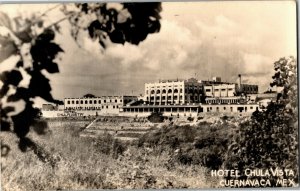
[0,1,298,190]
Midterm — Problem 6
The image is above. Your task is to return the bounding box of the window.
[106,106,108,109]
[98,100,101,104]
[104,100,106,103]
[76,101,79,104]
[224,107,226,110]
[250,107,253,109]
[221,89,226,91]
[151,90,155,94]
[215,89,219,92]
[67,101,70,104]
[180,89,183,93]
[174,89,178,93]
[117,105,119,108]
[110,100,112,102]
[206,89,211,92]
[81,100,83,104]
[156,90,160,94]
[115,99,117,103]
[94,100,97,104]
[71,101,74,104]
[162,89,166,93]
[102,106,104,109]
[89,100,92,104]
[85,100,87,104]
[113,106,115,109]
[168,89,172,93]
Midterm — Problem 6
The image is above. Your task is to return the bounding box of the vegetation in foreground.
[1,119,222,191]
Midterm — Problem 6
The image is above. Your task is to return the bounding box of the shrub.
[187,117,194,122]
[147,112,164,123]
[224,57,298,187]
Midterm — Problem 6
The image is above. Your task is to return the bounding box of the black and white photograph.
[0,1,298,190]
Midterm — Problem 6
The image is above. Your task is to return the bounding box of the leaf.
[88,20,102,38]
[37,28,55,42]
[99,40,106,49]
[0,120,10,131]
[109,30,125,44]
[15,30,32,43]
[0,37,18,63]
[0,11,12,30]
[44,61,59,73]
[3,106,14,113]
[12,101,38,139]
[0,84,9,98]
[30,41,63,64]
[16,60,23,67]
[28,71,61,104]
[0,70,22,86]
[7,87,30,102]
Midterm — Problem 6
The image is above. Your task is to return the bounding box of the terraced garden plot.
[80,120,155,141]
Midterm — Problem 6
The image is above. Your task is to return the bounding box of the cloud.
[1,2,296,106]
[242,53,273,75]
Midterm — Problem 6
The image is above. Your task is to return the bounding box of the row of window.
[66,99,122,105]
[241,86,258,91]
[65,105,119,110]
[147,88,203,94]
[147,95,199,100]
[207,106,257,112]
[146,84,184,88]
[148,101,184,105]
[205,88,234,92]
[206,99,239,104]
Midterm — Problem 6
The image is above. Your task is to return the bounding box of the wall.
[42,110,95,118]
[201,104,260,113]
[64,96,137,110]
[204,84,236,97]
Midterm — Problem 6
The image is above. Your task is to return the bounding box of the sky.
[0,1,297,107]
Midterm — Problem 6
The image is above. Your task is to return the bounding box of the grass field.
[1,117,224,190]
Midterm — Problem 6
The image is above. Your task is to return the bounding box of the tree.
[83,94,97,98]
[0,3,162,152]
[224,56,298,187]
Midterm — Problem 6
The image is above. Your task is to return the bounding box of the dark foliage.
[0,3,162,155]
[224,57,298,187]
[147,112,164,123]
[139,123,233,169]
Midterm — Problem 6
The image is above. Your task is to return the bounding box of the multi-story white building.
[144,78,204,105]
[64,95,137,114]
[203,75,258,98]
